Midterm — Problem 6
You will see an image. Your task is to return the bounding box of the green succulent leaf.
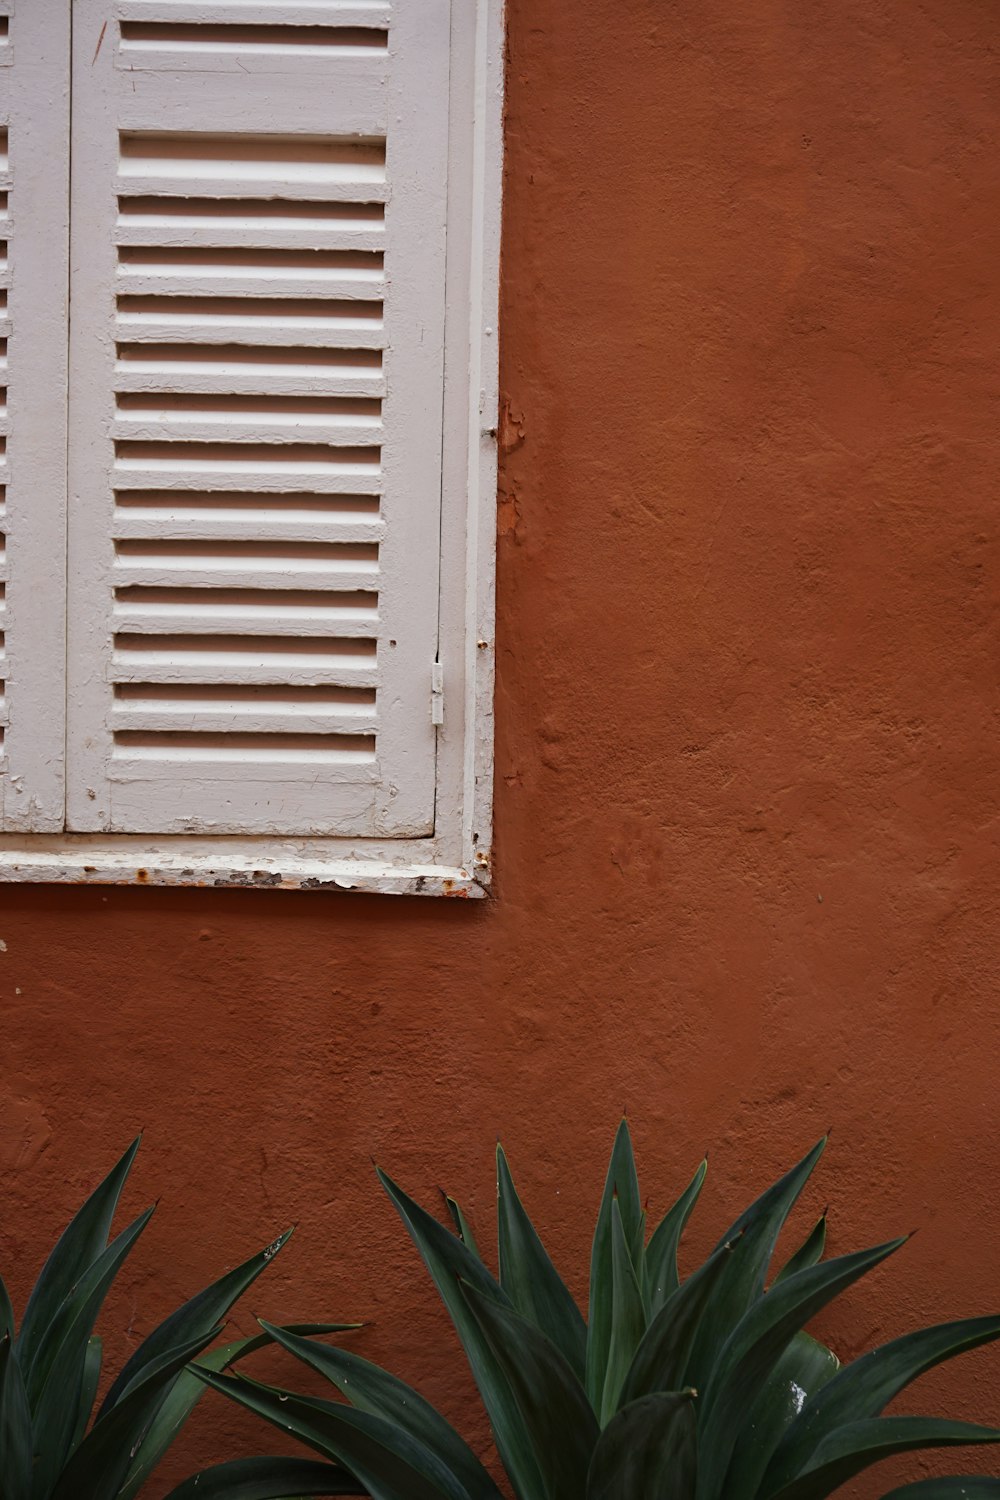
[118,1323,356,1500]
[50,1326,221,1500]
[697,1237,906,1500]
[586,1119,643,1409]
[3,1143,305,1500]
[193,1370,472,1500]
[630,1208,647,1284]
[879,1483,1000,1500]
[17,1139,141,1390]
[600,1198,646,1423]
[723,1333,839,1500]
[764,1312,1000,1496]
[496,1146,587,1381]
[443,1195,482,1261]
[462,1281,599,1500]
[377,1166,544,1500]
[620,1235,737,1406]
[644,1161,708,1314]
[0,1273,15,1342]
[100,1228,295,1416]
[163,1456,365,1499]
[586,1391,698,1500]
[26,1204,154,1410]
[69,1336,104,1455]
[766,1417,1000,1500]
[773,1216,827,1286]
[0,1333,33,1500]
[29,1207,156,1500]
[257,1321,502,1500]
[177,1135,1000,1500]
[686,1139,827,1394]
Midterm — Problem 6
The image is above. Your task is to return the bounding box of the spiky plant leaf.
[69,1336,103,1454]
[766,1417,1000,1500]
[462,1281,598,1500]
[119,1323,356,1500]
[496,1146,587,1380]
[258,1321,502,1500]
[17,1140,140,1389]
[629,1208,647,1282]
[686,1139,827,1393]
[50,1328,221,1500]
[194,1134,1000,1500]
[619,1236,736,1407]
[193,1371,471,1500]
[722,1333,839,1500]
[697,1238,906,1500]
[163,1456,365,1499]
[773,1215,827,1286]
[644,1161,707,1314]
[377,1166,545,1500]
[0,1273,14,1341]
[4,1140,292,1500]
[29,1208,156,1500]
[586,1120,643,1409]
[0,1332,32,1500]
[26,1205,154,1410]
[600,1198,646,1423]
[100,1230,295,1416]
[763,1313,1000,1496]
[443,1196,481,1261]
[586,1391,698,1500]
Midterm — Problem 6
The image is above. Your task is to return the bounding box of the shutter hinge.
[431,660,444,726]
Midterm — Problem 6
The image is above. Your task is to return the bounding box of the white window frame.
[0,0,503,898]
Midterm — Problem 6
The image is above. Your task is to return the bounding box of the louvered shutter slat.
[116,297,384,350]
[112,413,381,445]
[67,0,448,837]
[113,507,383,546]
[116,3,391,22]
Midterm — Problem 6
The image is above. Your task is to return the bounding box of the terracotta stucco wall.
[3,1,999,1493]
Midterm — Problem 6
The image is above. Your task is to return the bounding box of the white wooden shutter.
[0,0,70,833]
[66,0,450,837]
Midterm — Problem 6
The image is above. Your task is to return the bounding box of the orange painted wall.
[2,0,999,1494]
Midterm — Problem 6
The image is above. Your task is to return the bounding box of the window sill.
[0,839,490,897]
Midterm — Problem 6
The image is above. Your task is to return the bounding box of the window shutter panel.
[66,0,450,837]
[0,0,70,833]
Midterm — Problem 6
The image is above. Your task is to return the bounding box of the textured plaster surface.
[2,1,1000,1493]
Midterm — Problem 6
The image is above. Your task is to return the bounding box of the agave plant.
[179,1125,1000,1500]
[0,1137,350,1500]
